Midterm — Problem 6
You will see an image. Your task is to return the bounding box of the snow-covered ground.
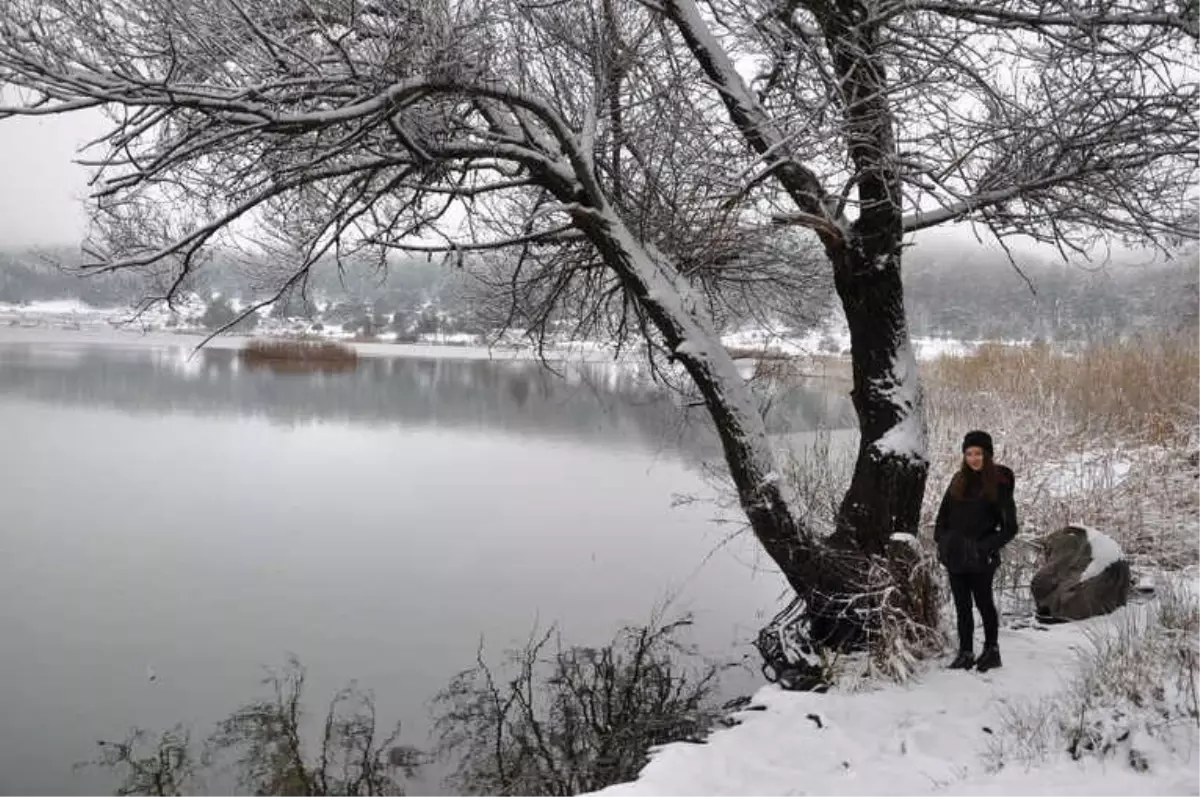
[1040,454,1135,498]
[699,318,987,363]
[593,599,1198,796]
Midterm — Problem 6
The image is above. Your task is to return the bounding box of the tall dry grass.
[921,329,1199,592]
[929,332,1198,446]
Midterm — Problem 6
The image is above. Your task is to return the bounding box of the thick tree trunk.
[803,241,937,649]
[828,244,929,557]
[813,3,939,640]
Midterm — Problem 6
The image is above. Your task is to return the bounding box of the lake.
[0,332,854,794]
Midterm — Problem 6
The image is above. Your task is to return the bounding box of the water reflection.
[0,343,855,457]
[0,339,853,795]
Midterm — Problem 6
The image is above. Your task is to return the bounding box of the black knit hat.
[962,430,994,457]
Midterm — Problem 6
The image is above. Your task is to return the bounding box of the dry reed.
[239,338,360,373]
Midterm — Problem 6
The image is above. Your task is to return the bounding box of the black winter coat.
[934,466,1018,574]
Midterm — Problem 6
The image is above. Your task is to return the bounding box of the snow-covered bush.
[985,579,1199,774]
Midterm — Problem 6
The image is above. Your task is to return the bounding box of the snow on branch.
[643,0,1196,255]
[659,0,844,245]
[897,1,1198,39]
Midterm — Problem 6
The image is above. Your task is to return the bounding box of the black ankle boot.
[975,644,1002,672]
[948,650,975,670]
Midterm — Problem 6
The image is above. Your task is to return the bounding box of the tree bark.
[827,244,929,556]
[817,4,938,635]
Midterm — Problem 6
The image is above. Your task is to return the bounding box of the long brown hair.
[950,453,999,501]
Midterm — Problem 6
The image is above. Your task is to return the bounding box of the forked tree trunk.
[813,239,938,647]
[552,0,942,657]
[571,197,935,659]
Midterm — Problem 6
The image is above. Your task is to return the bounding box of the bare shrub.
[80,726,196,797]
[983,697,1060,773]
[860,544,945,684]
[85,658,420,796]
[431,617,724,796]
[1155,577,1200,638]
[779,427,857,538]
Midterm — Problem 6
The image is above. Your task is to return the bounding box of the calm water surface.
[0,333,852,794]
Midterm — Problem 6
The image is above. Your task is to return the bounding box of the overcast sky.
[0,110,112,246]
[0,107,1127,263]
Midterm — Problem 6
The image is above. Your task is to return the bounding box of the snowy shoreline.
[0,297,996,365]
[589,593,1199,797]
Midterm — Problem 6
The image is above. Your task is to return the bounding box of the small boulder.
[1031,525,1132,622]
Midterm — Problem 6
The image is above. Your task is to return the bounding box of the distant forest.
[0,248,484,337]
[902,245,1198,341]
[0,242,1195,342]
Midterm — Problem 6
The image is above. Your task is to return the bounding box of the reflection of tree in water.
[0,344,853,460]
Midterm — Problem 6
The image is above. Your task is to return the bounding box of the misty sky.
[0,110,110,246]
[0,107,1087,260]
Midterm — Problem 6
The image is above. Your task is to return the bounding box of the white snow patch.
[874,411,926,461]
[912,336,976,361]
[889,532,918,546]
[871,340,927,462]
[4,298,105,315]
[590,609,1197,797]
[1037,450,1135,498]
[673,339,700,356]
[720,314,852,360]
[1077,525,1125,582]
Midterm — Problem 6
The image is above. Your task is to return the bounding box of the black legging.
[947,567,999,652]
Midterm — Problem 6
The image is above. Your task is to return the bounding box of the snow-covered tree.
[1,0,1194,659]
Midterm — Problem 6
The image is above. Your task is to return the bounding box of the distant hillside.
[903,243,1198,341]
[1,242,1195,342]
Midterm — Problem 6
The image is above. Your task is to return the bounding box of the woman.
[934,430,1018,672]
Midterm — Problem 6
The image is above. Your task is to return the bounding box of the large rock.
[1031,525,1132,622]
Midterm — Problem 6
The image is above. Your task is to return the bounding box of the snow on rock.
[1077,525,1126,582]
[590,611,1197,797]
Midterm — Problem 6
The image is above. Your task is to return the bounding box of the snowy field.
[593,592,1199,796]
